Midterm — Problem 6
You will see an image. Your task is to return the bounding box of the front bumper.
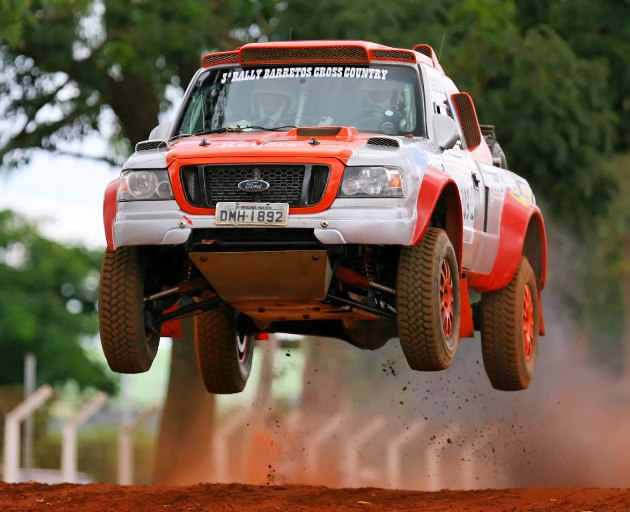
[113,198,418,247]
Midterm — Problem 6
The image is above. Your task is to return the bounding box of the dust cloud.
[215,228,630,490]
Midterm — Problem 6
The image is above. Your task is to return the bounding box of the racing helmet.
[250,79,295,121]
[361,78,399,108]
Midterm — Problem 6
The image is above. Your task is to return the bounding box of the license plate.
[214,202,289,226]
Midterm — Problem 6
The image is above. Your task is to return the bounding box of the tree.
[278,0,618,226]
[0,0,281,484]
[2,0,627,480]
[274,1,625,369]
[152,319,215,484]
[0,208,115,424]
[0,0,269,166]
[516,0,630,153]
[513,0,630,365]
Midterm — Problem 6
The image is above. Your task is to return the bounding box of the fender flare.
[410,166,471,337]
[410,165,463,271]
[468,190,548,293]
[104,178,118,251]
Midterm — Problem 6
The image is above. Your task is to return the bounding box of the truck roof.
[201,40,444,74]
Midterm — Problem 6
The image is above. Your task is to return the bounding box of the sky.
[0,147,305,411]
[0,84,184,248]
[0,149,118,249]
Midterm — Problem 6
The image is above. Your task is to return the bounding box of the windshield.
[176,64,425,137]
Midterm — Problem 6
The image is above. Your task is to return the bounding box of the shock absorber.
[359,245,378,279]
[182,257,194,283]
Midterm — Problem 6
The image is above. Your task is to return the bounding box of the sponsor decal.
[509,189,530,207]
[221,66,389,84]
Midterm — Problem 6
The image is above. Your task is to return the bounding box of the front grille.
[207,166,304,205]
[180,164,330,208]
[240,46,368,64]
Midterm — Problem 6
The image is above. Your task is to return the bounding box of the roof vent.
[202,51,239,67]
[370,49,415,62]
[366,137,400,148]
[135,139,167,152]
[240,45,368,64]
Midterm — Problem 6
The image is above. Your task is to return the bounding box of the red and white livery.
[99,41,547,393]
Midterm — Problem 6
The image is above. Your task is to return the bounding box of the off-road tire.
[99,247,159,373]
[396,227,460,371]
[481,256,539,391]
[195,306,254,394]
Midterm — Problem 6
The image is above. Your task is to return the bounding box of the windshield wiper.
[169,125,298,141]
[212,124,297,132]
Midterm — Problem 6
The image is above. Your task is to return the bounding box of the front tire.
[481,256,539,391]
[396,227,460,371]
[194,306,254,394]
[99,247,160,373]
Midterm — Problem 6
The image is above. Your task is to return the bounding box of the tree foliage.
[274,0,621,227]
[0,0,270,167]
[1,0,626,227]
[0,209,114,391]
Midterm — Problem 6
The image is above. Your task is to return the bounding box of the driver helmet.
[250,78,295,125]
[362,79,399,110]
[253,92,290,122]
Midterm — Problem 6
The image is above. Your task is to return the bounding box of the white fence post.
[2,385,54,483]
[117,405,161,485]
[22,353,36,480]
[212,408,255,483]
[386,420,425,489]
[61,392,108,483]
[305,412,345,480]
[342,416,386,487]
[425,423,461,491]
[275,410,304,479]
[462,423,500,489]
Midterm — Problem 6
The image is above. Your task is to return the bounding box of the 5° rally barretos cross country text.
[221,66,390,83]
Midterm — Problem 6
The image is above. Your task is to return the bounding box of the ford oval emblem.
[238,179,270,193]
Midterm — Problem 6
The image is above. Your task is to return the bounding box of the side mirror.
[149,122,171,140]
[450,92,482,150]
[433,114,459,149]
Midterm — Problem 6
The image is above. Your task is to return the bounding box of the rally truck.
[98,40,547,394]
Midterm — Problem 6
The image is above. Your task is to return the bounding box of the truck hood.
[164,127,370,165]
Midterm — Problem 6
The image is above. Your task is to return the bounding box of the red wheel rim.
[439,259,454,338]
[522,284,534,361]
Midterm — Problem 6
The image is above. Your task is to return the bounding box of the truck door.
[430,89,485,271]
[442,148,485,271]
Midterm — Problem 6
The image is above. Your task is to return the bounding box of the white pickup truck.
[99,40,547,394]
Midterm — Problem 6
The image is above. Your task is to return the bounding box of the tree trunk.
[623,236,630,377]
[254,335,278,411]
[152,319,215,484]
[300,336,349,417]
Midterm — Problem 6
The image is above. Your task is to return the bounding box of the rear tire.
[99,247,160,373]
[396,227,460,371]
[481,256,539,391]
[195,306,254,394]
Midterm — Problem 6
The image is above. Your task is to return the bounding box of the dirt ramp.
[1,483,628,511]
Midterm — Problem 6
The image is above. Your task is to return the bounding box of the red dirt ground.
[1,483,628,512]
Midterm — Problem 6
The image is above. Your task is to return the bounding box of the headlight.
[118,170,173,201]
[338,166,405,198]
